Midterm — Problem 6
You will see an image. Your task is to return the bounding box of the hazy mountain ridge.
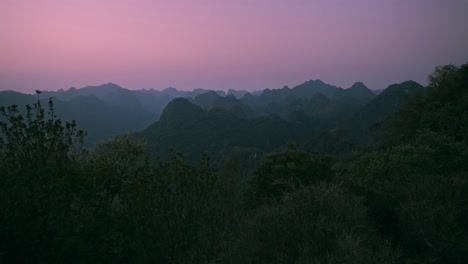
[2,78,375,115]
[135,80,426,163]
[139,97,313,163]
[1,79,419,150]
[308,80,427,158]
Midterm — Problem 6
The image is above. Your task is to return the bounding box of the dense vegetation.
[0,63,466,263]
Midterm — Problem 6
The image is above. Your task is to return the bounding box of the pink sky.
[1,0,467,93]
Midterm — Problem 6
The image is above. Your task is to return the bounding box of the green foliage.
[390,63,468,145]
[427,64,461,93]
[0,98,86,169]
[345,63,468,262]
[349,135,468,263]
[0,97,87,262]
[0,97,226,263]
[214,149,261,259]
[245,145,333,207]
[60,134,148,262]
[120,153,220,263]
[88,133,146,206]
[235,184,399,263]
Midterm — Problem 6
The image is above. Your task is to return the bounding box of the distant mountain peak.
[400,80,421,86]
[306,79,325,85]
[349,82,368,90]
[227,89,248,98]
[163,87,178,92]
[383,80,424,94]
[331,82,375,105]
[290,79,339,99]
[99,82,123,90]
[158,97,205,124]
[165,97,194,107]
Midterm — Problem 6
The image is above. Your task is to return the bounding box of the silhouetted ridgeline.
[3,79,400,152]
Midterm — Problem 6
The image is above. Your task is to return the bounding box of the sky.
[1,0,467,93]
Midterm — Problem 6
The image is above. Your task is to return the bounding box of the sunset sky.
[1,0,467,93]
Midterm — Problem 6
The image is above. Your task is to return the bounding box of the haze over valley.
[1,77,425,162]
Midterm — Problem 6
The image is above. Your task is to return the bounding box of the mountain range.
[0,79,425,159]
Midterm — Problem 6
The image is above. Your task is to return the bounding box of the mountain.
[259,86,292,104]
[2,84,156,146]
[159,87,187,98]
[1,79,425,155]
[332,82,376,106]
[0,90,36,107]
[372,89,385,95]
[192,92,251,118]
[235,80,375,118]
[227,89,248,98]
[308,80,426,158]
[193,91,222,109]
[302,92,352,123]
[136,77,405,165]
[0,91,37,124]
[138,98,313,164]
[158,97,206,126]
[291,79,340,98]
[132,90,173,118]
[53,95,154,145]
[42,83,142,108]
[361,80,425,124]
[141,98,243,162]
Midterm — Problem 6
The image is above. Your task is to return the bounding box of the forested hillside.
[138,79,425,164]
[0,63,467,263]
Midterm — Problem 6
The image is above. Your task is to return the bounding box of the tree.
[349,135,468,263]
[245,145,333,208]
[235,184,399,263]
[0,95,86,262]
[348,62,468,263]
[389,62,468,145]
[68,134,147,263]
[87,133,146,208]
[119,152,220,263]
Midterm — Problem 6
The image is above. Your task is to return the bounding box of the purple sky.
[1,0,467,93]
